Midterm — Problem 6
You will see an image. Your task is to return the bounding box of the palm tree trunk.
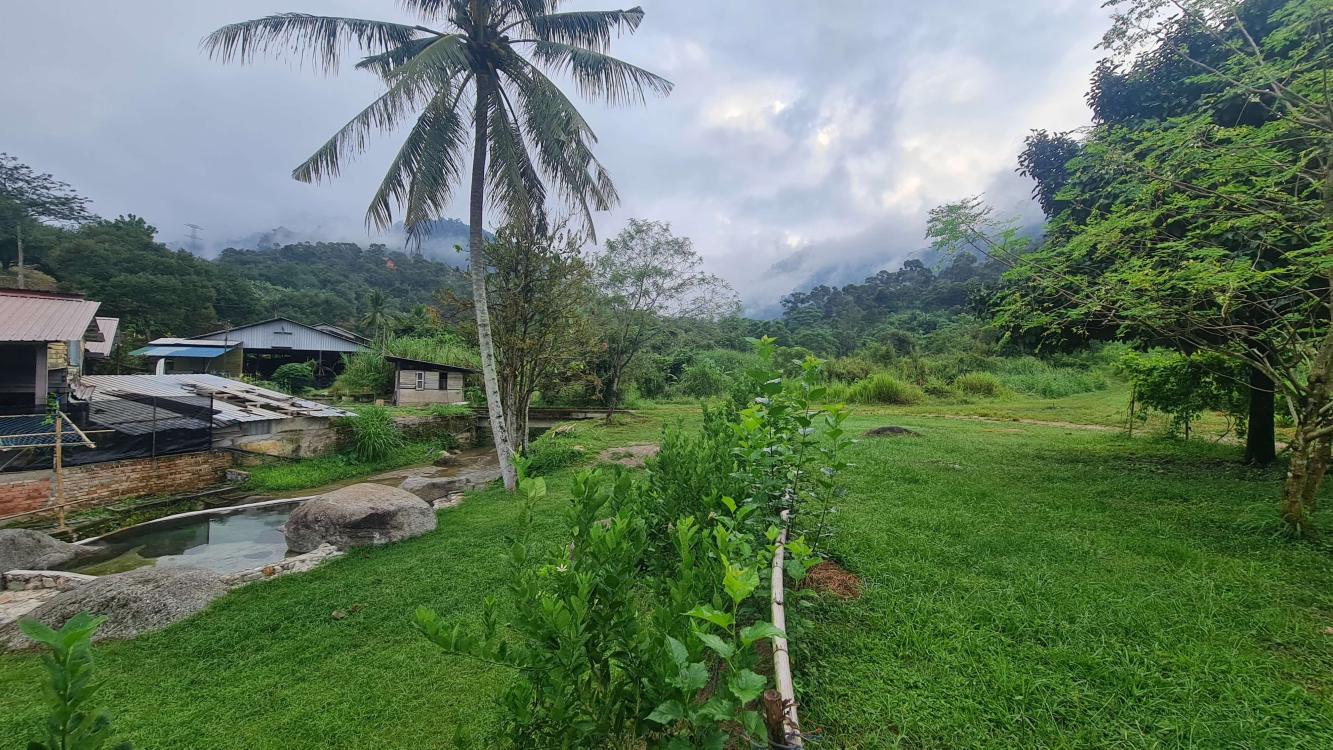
[470,74,517,492]
[15,222,24,289]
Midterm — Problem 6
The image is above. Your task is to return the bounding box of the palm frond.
[292,70,440,184]
[203,14,421,73]
[529,40,672,105]
[527,8,645,52]
[355,37,438,79]
[501,63,618,234]
[371,75,473,232]
[487,84,549,225]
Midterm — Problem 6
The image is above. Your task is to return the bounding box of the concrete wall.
[0,451,231,525]
[213,416,341,460]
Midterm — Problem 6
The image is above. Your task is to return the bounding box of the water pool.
[74,502,299,576]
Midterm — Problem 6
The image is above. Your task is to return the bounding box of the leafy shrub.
[954,371,1005,397]
[416,337,849,748]
[522,429,586,475]
[21,613,132,750]
[824,356,876,383]
[675,358,733,398]
[270,361,316,394]
[342,405,404,462]
[1116,350,1247,438]
[848,373,926,405]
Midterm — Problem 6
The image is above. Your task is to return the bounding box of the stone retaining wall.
[2,569,97,591]
[219,544,343,587]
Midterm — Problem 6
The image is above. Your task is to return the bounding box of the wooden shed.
[385,356,475,407]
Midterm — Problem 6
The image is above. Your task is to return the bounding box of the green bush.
[675,358,733,398]
[922,377,958,398]
[954,371,1005,397]
[331,350,394,397]
[847,373,925,405]
[271,361,316,394]
[521,429,586,476]
[824,356,876,383]
[427,403,471,418]
[342,405,405,462]
[822,380,853,403]
[991,357,1107,399]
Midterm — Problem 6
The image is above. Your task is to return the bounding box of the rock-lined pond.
[73,502,300,576]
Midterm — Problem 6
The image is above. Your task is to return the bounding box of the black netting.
[0,394,215,472]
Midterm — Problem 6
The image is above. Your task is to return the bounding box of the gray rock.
[284,483,436,553]
[0,529,92,573]
[1,566,227,648]
[399,476,462,501]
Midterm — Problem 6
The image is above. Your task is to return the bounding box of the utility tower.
[185,223,205,255]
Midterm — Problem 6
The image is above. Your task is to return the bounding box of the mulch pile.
[799,561,863,600]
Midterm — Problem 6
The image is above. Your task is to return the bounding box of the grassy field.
[2,398,1330,748]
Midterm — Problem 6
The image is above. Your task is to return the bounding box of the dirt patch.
[597,443,660,468]
[863,426,920,438]
[799,561,862,600]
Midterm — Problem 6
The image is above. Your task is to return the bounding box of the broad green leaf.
[727,669,768,703]
[647,699,685,725]
[739,621,785,647]
[695,632,735,659]
[666,635,689,667]
[685,604,734,629]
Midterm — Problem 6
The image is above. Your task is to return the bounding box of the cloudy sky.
[0,1,1110,313]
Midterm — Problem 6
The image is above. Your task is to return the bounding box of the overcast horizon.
[0,1,1111,314]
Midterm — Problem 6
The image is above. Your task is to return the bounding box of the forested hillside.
[2,213,467,338]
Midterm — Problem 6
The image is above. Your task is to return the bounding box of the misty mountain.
[189,218,483,266]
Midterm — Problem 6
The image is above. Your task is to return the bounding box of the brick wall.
[0,452,231,525]
[0,471,53,521]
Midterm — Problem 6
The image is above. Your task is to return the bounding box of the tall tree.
[206,1,671,491]
[466,218,596,450]
[360,289,392,341]
[933,0,1333,532]
[0,154,94,289]
[591,219,737,411]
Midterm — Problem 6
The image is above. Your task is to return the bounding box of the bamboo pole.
[54,413,65,531]
[769,509,802,748]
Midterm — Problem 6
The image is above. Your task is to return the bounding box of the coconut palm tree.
[360,289,392,342]
[205,1,671,490]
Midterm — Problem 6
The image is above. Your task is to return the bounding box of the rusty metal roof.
[0,290,102,343]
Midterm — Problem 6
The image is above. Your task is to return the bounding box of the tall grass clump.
[992,357,1106,398]
[343,405,404,462]
[330,350,393,397]
[848,372,925,405]
[954,371,1005,397]
[384,335,481,370]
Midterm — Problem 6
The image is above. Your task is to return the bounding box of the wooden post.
[762,689,787,749]
[54,412,65,531]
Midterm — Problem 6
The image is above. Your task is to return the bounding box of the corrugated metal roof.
[192,317,366,352]
[131,344,236,358]
[0,290,102,343]
[86,317,119,357]
[79,374,350,426]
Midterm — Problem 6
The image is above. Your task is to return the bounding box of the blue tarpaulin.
[130,345,233,358]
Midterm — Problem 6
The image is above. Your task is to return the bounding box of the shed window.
[415,372,425,390]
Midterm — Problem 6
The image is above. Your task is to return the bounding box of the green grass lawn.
[1,405,1329,748]
[798,414,1333,748]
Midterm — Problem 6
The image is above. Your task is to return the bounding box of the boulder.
[1,566,227,648]
[0,529,92,573]
[284,483,436,553]
[400,465,501,501]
